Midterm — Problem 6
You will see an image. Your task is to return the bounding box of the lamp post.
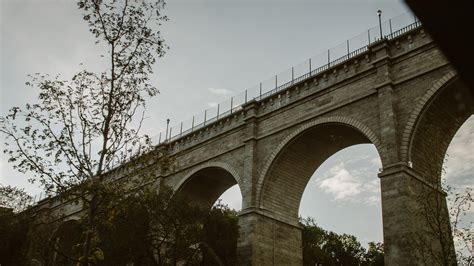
[165,118,170,141]
[377,10,383,40]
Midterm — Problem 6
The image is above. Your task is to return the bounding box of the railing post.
[165,119,170,141]
[377,10,383,40]
[142,14,419,148]
[346,40,350,57]
[327,49,330,66]
[389,19,393,35]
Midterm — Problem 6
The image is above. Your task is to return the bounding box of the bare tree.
[1,0,168,264]
[415,182,457,265]
[449,186,473,265]
[414,152,473,265]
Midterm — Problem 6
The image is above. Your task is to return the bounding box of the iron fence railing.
[20,12,423,211]
[101,12,423,175]
[149,11,421,147]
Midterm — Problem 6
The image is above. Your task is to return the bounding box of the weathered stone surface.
[30,26,473,265]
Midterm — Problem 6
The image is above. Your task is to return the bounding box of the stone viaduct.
[31,23,473,265]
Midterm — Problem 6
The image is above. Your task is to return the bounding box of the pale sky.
[1,0,472,246]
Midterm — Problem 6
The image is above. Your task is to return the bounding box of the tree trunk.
[81,193,99,266]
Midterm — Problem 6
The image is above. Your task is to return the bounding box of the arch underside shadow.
[409,77,474,182]
[261,123,380,219]
[176,167,239,209]
[49,220,82,265]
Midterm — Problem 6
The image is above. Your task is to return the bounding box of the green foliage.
[95,193,154,265]
[32,184,240,266]
[1,0,167,194]
[0,184,32,265]
[49,220,84,265]
[0,208,29,265]
[0,184,33,213]
[301,217,384,266]
[301,217,332,264]
[0,0,168,263]
[202,200,239,265]
[363,242,384,266]
[91,185,239,265]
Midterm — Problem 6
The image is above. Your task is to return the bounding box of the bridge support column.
[236,209,302,265]
[379,164,456,265]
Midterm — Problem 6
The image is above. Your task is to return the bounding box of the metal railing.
[149,12,421,147]
[20,12,423,211]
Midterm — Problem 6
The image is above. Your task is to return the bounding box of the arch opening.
[409,77,474,183]
[48,220,82,266]
[261,122,382,221]
[299,144,383,245]
[442,116,474,261]
[172,166,242,265]
[218,184,242,211]
[443,116,474,188]
[175,166,241,210]
[405,75,473,264]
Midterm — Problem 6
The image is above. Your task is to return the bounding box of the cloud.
[318,163,362,200]
[362,179,380,194]
[365,195,380,206]
[444,117,474,184]
[208,87,232,95]
[316,162,381,205]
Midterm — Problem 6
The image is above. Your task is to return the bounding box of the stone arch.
[257,116,383,219]
[174,162,242,209]
[47,216,81,245]
[48,219,82,265]
[175,161,242,190]
[400,71,457,162]
[403,73,473,181]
